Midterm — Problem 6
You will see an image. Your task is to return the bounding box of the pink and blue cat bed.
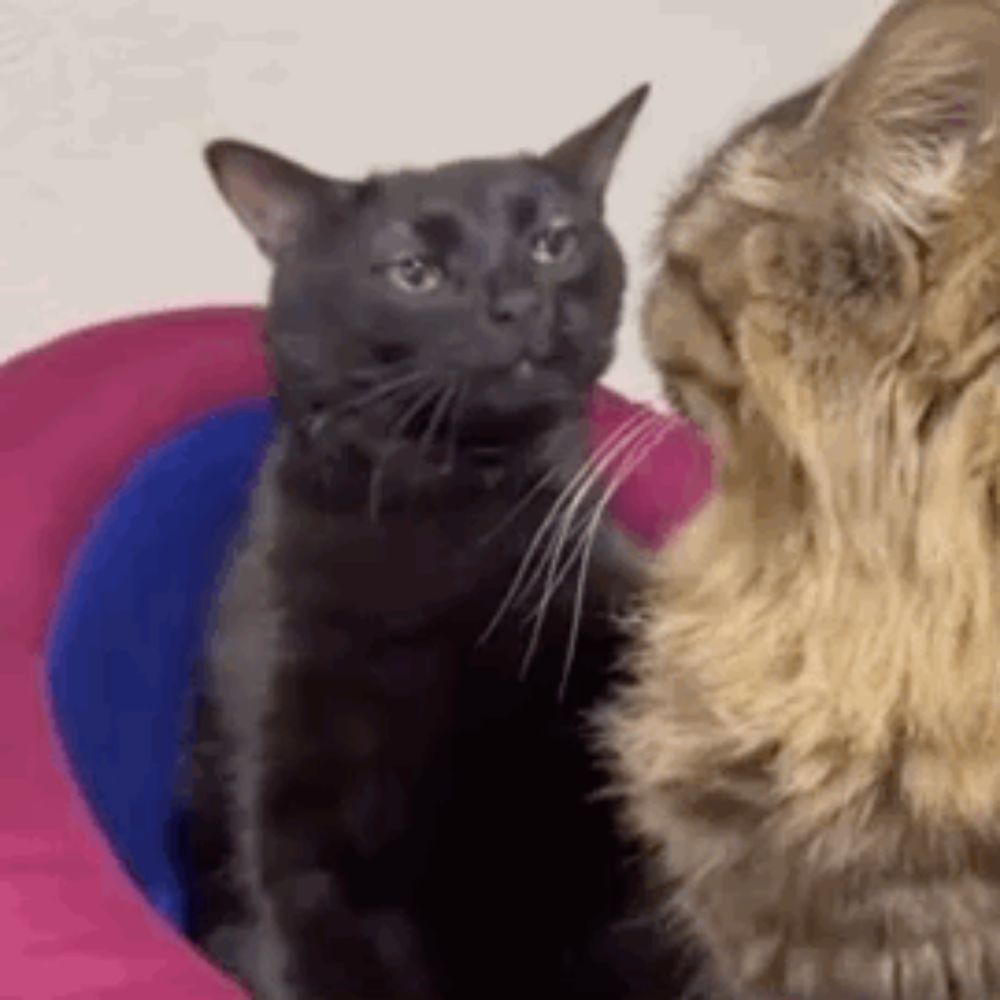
[0,306,710,998]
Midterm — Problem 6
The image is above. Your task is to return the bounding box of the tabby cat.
[187,86,683,999]
[603,2,1000,997]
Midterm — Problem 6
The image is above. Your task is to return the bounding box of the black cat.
[187,85,679,1000]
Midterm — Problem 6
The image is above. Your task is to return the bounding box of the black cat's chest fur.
[272,451,551,630]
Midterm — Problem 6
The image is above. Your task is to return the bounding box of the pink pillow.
[0,306,711,998]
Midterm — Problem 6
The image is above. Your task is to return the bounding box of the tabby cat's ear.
[544,83,650,203]
[799,0,1000,231]
[205,140,354,259]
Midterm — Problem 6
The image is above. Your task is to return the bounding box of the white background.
[1,0,889,403]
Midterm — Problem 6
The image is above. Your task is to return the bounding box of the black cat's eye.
[385,256,443,294]
[531,219,579,266]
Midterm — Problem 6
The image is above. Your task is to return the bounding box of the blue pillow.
[47,401,274,929]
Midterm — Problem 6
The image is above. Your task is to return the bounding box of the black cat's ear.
[544,83,650,202]
[205,140,353,259]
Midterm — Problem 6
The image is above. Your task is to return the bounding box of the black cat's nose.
[488,285,542,325]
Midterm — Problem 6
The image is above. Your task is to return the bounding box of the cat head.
[649,0,1000,518]
[205,85,648,472]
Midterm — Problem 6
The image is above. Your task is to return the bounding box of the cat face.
[648,0,1000,504]
[206,86,648,467]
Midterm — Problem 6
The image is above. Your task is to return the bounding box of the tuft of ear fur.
[205,140,354,259]
[799,0,1000,232]
[544,83,650,203]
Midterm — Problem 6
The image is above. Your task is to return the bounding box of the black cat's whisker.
[388,380,446,440]
[443,380,467,472]
[510,412,653,621]
[476,461,566,548]
[477,411,648,650]
[338,369,429,415]
[368,459,385,523]
[534,416,664,615]
[419,381,457,457]
[346,359,415,383]
[557,426,667,701]
[476,416,643,646]
[516,414,660,679]
[517,413,658,612]
[367,379,448,520]
[367,443,399,524]
[361,376,441,522]
[523,412,659,618]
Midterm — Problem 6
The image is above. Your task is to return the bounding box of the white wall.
[1,0,889,403]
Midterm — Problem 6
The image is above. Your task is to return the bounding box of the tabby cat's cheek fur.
[603,2,1000,997]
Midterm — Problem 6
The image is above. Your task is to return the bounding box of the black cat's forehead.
[363,158,579,232]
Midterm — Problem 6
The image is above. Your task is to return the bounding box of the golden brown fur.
[602,2,1000,996]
